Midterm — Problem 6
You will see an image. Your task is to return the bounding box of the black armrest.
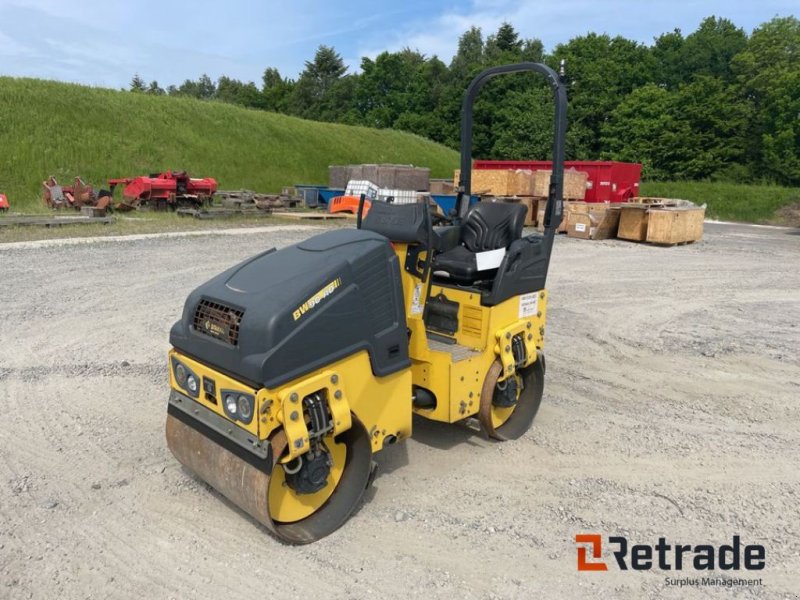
[433,225,461,253]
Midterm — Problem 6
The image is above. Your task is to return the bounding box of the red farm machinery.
[108,171,217,211]
[42,176,112,211]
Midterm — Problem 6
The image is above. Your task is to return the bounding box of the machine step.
[426,335,480,362]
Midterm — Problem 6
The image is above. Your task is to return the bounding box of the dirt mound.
[772,201,800,227]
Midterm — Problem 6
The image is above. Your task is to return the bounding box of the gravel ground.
[0,222,798,599]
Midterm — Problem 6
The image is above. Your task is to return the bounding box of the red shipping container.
[472,160,642,202]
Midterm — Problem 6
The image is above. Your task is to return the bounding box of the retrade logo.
[575,534,766,572]
[575,534,608,571]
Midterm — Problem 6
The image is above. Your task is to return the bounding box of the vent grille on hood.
[192,299,244,346]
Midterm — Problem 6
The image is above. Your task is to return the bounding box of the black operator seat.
[361,201,430,245]
[432,201,527,284]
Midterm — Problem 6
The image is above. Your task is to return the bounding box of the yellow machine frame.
[393,243,546,424]
[168,237,546,460]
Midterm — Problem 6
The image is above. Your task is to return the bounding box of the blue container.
[431,194,479,215]
[318,188,345,205]
[295,184,327,208]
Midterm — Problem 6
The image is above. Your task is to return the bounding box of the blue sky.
[0,1,795,89]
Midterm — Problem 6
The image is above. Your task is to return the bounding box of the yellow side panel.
[448,354,487,421]
[261,351,412,455]
[410,285,549,424]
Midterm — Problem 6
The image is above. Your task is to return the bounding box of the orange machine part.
[328,195,371,217]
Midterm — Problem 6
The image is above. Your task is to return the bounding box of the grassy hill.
[1,77,796,223]
[0,78,459,212]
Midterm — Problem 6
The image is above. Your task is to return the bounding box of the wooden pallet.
[176,208,272,220]
[270,212,351,220]
[0,216,115,228]
[80,206,108,217]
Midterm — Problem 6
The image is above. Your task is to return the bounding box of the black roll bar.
[455,62,568,237]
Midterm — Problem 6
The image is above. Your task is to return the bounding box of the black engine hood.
[170,229,409,389]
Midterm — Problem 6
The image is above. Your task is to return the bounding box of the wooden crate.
[455,167,587,198]
[532,169,588,200]
[536,200,585,233]
[454,169,536,196]
[330,164,430,190]
[617,204,650,241]
[567,205,621,240]
[429,179,455,195]
[510,170,536,196]
[528,198,539,226]
[646,207,705,244]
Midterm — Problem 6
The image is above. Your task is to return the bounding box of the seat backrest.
[361,201,429,245]
[461,202,527,252]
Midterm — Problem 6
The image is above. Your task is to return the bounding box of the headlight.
[224,394,238,416]
[237,394,253,421]
[221,390,254,424]
[174,363,187,386]
[171,357,199,398]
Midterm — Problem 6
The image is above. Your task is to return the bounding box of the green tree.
[485,22,525,65]
[440,27,487,148]
[129,73,146,93]
[520,38,545,63]
[196,74,216,99]
[668,75,753,178]
[450,26,484,79]
[175,74,216,99]
[317,74,358,122]
[291,45,348,119]
[601,84,674,178]
[356,49,427,128]
[733,16,800,183]
[491,86,591,160]
[602,77,752,179]
[551,34,656,156]
[137,17,797,186]
[652,29,685,88]
[681,16,746,82]
[261,68,294,112]
[146,80,165,95]
[216,76,263,108]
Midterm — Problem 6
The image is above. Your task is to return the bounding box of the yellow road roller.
[166,62,568,543]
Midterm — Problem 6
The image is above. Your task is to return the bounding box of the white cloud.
[356,0,800,65]
[2,0,796,87]
[0,2,265,87]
